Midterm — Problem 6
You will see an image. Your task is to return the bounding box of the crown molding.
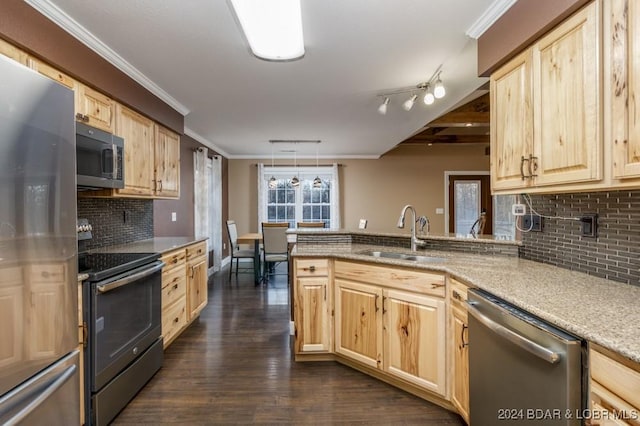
[184,128,231,158]
[465,0,517,39]
[24,0,190,115]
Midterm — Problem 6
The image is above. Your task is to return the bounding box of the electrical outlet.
[171,212,177,222]
[522,214,543,232]
[580,214,598,237]
[223,243,227,250]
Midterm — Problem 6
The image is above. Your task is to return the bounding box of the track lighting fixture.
[377,97,390,115]
[376,65,445,114]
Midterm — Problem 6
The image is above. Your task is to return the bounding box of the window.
[258,165,340,228]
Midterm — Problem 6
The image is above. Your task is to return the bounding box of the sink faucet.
[397,205,427,251]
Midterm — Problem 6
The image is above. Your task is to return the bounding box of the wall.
[77,198,153,251]
[228,144,490,235]
[153,134,230,258]
[520,190,640,286]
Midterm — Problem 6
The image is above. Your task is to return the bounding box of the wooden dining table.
[237,232,262,285]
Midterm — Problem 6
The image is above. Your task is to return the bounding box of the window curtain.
[193,147,210,259]
[331,162,341,228]
[257,163,266,230]
[210,155,222,271]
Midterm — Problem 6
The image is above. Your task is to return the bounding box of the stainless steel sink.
[358,250,446,263]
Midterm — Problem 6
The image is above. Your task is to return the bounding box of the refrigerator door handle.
[2,364,76,426]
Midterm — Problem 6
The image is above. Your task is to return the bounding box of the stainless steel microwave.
[76,122,124,190]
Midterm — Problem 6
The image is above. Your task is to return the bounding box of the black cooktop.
[79,252,160,281]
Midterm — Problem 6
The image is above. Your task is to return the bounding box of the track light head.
[434,76,445,99]
[423,88,435,105]
[378,97,390,115]
[402,94,417,111]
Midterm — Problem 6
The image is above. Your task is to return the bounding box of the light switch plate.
[171,212,177,222]
[512,203,526,216]
[358,219,368,229]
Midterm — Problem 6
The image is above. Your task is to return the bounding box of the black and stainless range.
[80,252,164,426]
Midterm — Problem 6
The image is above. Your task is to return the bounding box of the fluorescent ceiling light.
[230,0,305,61]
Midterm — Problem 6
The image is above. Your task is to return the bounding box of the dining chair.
[261,222,289,283]
[226,220,256,279]
[296,221,325,228]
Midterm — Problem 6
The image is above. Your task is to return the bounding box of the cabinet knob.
[173,283,178,290]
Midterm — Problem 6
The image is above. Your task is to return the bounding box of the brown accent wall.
[477,0,590,76]
[153,135,230,258]
[0,0,183,132]
[228,144,490,236]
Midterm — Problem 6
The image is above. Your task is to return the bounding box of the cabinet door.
[115,103,155,196]
[610,0,640,179]
[295,276,331,353]
[334,279,383,368]
[187,256,208,320]
[27,281,66,360]
[28,57,77,92]
[491,50,534,191]
[0,267,23,369]
[451,307,470,423]
[154,125,180,198]
[383,289,446,396]
[532,1,602,186]
[76,84,114,132]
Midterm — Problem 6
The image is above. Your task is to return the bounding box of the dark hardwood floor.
[112,263,464,425]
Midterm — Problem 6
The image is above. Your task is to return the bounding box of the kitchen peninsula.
[290,228,640,423]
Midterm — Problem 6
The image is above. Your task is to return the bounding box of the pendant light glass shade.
[291,176,300,187]
[268,176,277,189]
[313,176,322,188]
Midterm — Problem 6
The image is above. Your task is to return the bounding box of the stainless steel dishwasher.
[467,289,586,425]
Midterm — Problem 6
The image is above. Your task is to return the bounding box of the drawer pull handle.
[172,258,178,264]
[452,290,462,301]
[431,282,445,289]
[173,283,178,290]
[460,324,469,349]
[308,265,316,272]
[173,317,179,323]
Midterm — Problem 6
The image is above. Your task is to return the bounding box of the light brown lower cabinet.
[332,261,448,398]
[293,258,332,354]
[160,241,208,349]
[449,278,470,424]
[588,347,640,426]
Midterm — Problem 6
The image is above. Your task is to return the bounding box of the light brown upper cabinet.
[0,38,28,64]
[76,84,114,133]
[491,0,602,194]
[115,104,155,196]
[154,125,180,198]
[28,57,77,93]
[609,0,640,180]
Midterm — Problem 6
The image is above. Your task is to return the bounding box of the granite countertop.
[88,237,207,255]
[292,243,640,364]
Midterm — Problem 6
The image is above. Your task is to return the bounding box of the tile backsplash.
[77,198,153,251]
[519,190,640,286]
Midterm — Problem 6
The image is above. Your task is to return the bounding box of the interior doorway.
[446,174,492,235]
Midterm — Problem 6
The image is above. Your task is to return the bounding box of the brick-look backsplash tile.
[520,190,640,286]
[77,198,153,251]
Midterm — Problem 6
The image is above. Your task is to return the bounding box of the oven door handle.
[97,262,164,294]
[466,301,560,364]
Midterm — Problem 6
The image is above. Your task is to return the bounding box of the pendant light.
[268,143,277,189]
[291,149,300,187]
[313,143,322,188]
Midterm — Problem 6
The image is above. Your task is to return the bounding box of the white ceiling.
[27,0,512,159]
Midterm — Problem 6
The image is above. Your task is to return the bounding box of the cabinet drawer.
[29,264,66,283]
[335,260,445,297]
[590,348,640,409]
[449,277,469,311]
[161,249,186,270]
[0,266,22,286]
[162,270,186,308]
[296,258,329,277]
[162,299,187,345]
[186,241,207,261]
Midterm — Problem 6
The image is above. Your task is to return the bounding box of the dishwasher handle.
[466,300,560,364]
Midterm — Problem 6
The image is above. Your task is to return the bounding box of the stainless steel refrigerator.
[0,56,80,424]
